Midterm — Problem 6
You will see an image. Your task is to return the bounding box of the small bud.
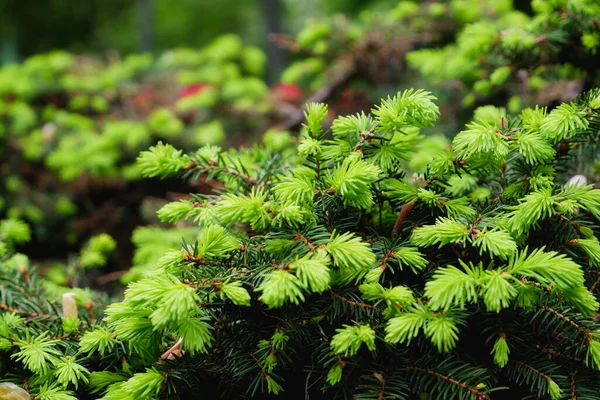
[566,174,587,188]
[557,140,570,155]
[62,316,81,334]
[62,292,78,318]
[161,337,184,361]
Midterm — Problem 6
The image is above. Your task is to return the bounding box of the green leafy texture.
[148,279,201,329]
[393,247,428,273]
[515,131,555,164]
[120,368,165,399]
[54,356,90,390]
[372,89,439,130]
[257,269,305,308]
[331,112,376,140]
[303,102,328,139]
[360,283,414,311]
[147,108,183,138]
[176,316,214,355]
[329,153,381,209]
[481,269,517,312]
[579,189,600,220]
[508,247,584,289]
[384,306,429,345]
[273,175,315,206]
[215,189,272,230]
[446,174,478,197]
[381,178,419,203]
[219,280,252,306]
[571,238,600,267]
[137,142,189,178]
[298,136,322,157]
[79,327,117,356]
[424,314,461,353]
[196,225,239,258]
[0,218,31,244]
[506,189,556,235]
[36,384,78,400]
[12,332,61,373]
[425,261,482,310]
[265,376,283,395]
[4,82,600,399]
[411,218,468,248]
[473,228,517,260]
[330,324,376,357]
[157,200,195,223]
[326,230,376,272]
[79,234,116,268]
[290,250,331,293]
[89,372,125,395]
[547,380,563,400]
[326,364,343,386]
[452,120,508,160]
[491,335,510,368]
[540,103,589,143]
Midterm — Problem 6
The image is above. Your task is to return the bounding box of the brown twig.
[95,270,128,285]
[185,279,223,289]
[277,65,357,131]
[542,306,592,343]
[352,126,377,152]
[187,163,257,185]
[392,202,415,237]
[405,365,491,400]
[330,290,383,313]
[512,360,556,386]
[590,274,600,293]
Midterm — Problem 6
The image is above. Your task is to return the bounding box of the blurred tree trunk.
[137,0,154,52]
[262,0,285,84]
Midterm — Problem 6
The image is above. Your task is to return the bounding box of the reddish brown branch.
[590,274,600,293]
[352,126,377,152]
[95,270,128,285]
[406,365,491,400]
[512,360,555,384]
[277,65,357,131]
[330,290,383,313]
[543,306,592,343]
[392,202,415,237]
[186,163,256,185]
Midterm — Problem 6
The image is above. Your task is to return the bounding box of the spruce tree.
[2,88,600,398]
[407,0,600,112]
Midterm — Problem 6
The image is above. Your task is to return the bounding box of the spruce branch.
[406,365,491,400]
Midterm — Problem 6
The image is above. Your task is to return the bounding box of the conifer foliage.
[3,88,600,399]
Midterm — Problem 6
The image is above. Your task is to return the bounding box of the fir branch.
[330,290,383,313]
[405,365,491,400]
[542,306,592,343]
[186,161,257,186]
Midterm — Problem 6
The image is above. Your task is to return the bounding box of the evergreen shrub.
[2,87,600,399]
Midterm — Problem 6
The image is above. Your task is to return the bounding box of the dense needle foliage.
[2,87,600,399]
[408,0,600,110]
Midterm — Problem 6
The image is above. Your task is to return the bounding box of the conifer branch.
[186,162,257,186]
[511,360,556,388]
[406,365,491,400]
[542,306,592,343]
[330,290,383,313]
[571,369,578,400]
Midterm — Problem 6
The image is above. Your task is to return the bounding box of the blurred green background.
[0,0,386,79]
[0,0,534,81]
